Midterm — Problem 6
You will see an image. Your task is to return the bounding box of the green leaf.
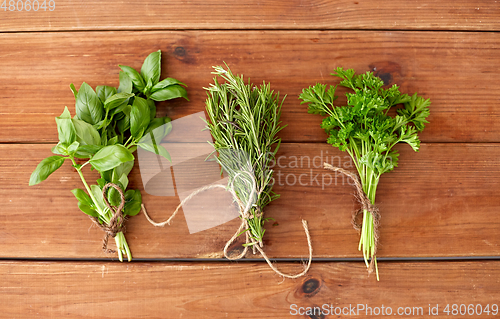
[89,145,135,172]
[55,107,77,145]
[104,92,134,111]
[145,117,171,135]
[112,161,134,182]
[107,136,119,145]
[72,118,100,146]
[118,174,129,190]
[144,77,153,97]
[70,188,93,206]
[130,96,150,139]
[75,144,103,158]
[29,156,66,186]
[90,184,106,214]
[51,142,68,156]
[140,50,161,86]
[75,82,104,125]
[138,138,171,162]
[150,85,189,102]
[117,110,131,134]
[106,183,124,207]
[96,86,117,104]
[77,202,99,217]
[69,83,78,99]
[67,141,80,155]
[119,65,145,92]
[96,178,107,189]
[151,77,186,92]
[123,189,142,216]
[147,98,156,120]
[118,71,133,94]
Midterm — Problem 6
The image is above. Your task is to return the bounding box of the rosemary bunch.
[204,65,285,248]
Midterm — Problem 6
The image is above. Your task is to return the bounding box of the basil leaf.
[138,139,171,162]
[151,77,186,92]
[123,189,142,216]
[72,118,100,146]
[119,65,145,92]
[144,77,153,97]
[145,117,171,135]
[90,184,106,214]
[96,178,107,189]
[75,82,104,125]
[99,169,112,183]
[89,145,134,172]
[106,182,124,207]
[104,92,134,111]
[140,50,161,86]
[51,142,68,156]
[67,141,80,155]
[29,156,66,186]
[69,83,78,99]
[130,96,150,139]
[150,85,189,102]
[96,86,117,104]
[75,144,103,158]
[70,188,93,206]
[55,107,77,145]
[112,161,134,182]
[118,71,133,94]
[107,136,119,146]
[118,174,129,190]
[117,111,130,134]
[147,98,156,120]
[77,202,99,217]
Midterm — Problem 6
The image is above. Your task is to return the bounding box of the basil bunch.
[29,50,187,261]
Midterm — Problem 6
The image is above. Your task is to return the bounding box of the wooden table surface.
[1,1,500,318]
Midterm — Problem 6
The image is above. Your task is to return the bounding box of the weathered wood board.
[1,31,500,143]
[1,261,499,318]
[0,0,498,32]
[2,143,499,259]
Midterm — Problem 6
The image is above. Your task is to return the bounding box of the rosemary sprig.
[204,64,286,247]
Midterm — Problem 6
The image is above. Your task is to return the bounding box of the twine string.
[323,162,380,273]
[143,171,313,279]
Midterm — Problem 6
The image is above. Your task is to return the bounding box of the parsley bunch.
[300,67,430,279]
[29,51,187,261]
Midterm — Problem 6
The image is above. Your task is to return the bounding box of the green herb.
[29,50,187,261]
[205,65,285,248]
[299,67,430,280]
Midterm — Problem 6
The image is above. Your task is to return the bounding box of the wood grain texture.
[2,143,499,259]
[1,31,500,144]
[0,0,498,32]
[1,260,499,318]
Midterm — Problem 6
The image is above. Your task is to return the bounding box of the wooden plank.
[2,143,499,259]
[1,31,500,144]
[1,260,499,318]
[0,1,498,32]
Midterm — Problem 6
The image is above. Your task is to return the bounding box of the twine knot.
[89,183,127,254]
[323,162,380,274]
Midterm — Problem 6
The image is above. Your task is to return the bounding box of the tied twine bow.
[323,162,381,274]
[89,183,127,254]
[143,172,313,279]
